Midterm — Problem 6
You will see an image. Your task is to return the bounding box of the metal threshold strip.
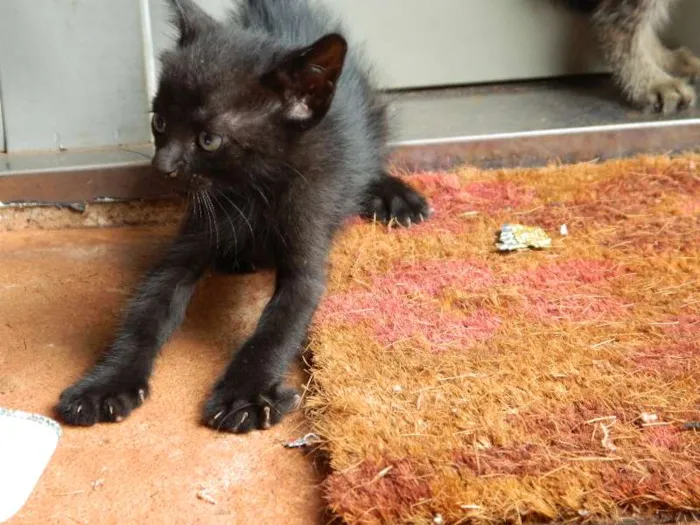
[1,76,699,205]
[391,117,700,172]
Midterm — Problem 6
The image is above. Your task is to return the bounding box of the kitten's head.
[151,0,347,193]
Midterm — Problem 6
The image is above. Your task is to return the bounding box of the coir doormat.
[306,155,700,524]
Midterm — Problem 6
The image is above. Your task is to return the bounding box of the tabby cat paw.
[668,47,700,83]
[643,78,696,114]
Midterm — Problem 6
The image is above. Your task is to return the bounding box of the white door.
[326,0,604,89]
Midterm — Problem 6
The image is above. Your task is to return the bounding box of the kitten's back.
[233,0,340,47]
[230,0,375,108]
[561,0,600,13]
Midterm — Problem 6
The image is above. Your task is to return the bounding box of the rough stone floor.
[0,227,324,524]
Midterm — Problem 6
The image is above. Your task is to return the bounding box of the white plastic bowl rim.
[0,407,62,437]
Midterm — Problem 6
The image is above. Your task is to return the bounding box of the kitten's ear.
[166,0,217,47]
[261,33,348,130]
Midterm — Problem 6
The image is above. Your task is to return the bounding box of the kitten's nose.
[152,145,184,178]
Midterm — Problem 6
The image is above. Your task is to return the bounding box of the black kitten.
[57,0,430,433]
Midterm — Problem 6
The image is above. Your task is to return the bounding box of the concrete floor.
[0,227,324,524]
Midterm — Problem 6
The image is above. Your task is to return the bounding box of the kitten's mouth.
[166,172,212,197]
[189,173,211,189]
[162,170,210,184]
[160,171,188,196]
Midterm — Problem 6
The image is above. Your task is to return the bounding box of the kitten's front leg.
[57,236,209,426]
[203,256,325,433]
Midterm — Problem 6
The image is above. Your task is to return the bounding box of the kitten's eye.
[198,131,223,152]
[152,113,166,134]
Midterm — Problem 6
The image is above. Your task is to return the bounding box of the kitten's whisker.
[201,196,210,241]
[207,193,221,248]
[119,147,153,160]
[196,193,204,223]
[194,192,210,241]
[195,193,207,242]
[189,192,202,223]
[214,188,255,241]
[251,182,270,208]
[281,161,309,184]
[202,191,219,248]
[210,191,238,255]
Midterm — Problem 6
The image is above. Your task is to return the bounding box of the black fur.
[560,0,601,13]
[56,0,429,433]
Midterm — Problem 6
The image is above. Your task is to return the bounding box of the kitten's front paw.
[57,378,149,426]
[361,175,431,227]
[203,382,300,434]
[642,78,696,114]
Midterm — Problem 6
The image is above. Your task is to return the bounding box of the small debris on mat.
[474,436,492,451]
[196,490,217,505]
[67,203,87,213]
[496,224,552,252]
[600,425,616,452]
[683,421,700,431]
[640,412,658,424]
[560,224,569,236]
[370,466,393,483]
[284,433,320,449]
[433,514,444,524]
[90,479,104,491]
[392,385,403,393]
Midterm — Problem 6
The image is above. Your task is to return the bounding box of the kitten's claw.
[233,412,249,432]
[203,383,300,434]
[361,175,430,228]
[138,389,146,403]
[209,410,225,427]
[262,406,272,429]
